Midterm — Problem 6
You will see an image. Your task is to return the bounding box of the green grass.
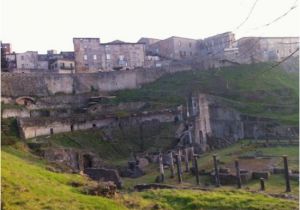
[109,63,298,125]
[1,145,127,210]
[123,189,298,210]
[33,122,178,164]
[122,140,299,197]
[2,142,299,210]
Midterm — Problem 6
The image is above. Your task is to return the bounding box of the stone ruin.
[42,148,123,188]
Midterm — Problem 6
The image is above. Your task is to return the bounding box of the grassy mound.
[111,63,299,125]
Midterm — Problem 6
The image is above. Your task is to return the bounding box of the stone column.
[190,146,195,168]
[213,154,220,187]
[283,155,291,192]
[260,178,265,191]
[169,151,175,178]
[184,147,190,172]
[194,155,200,185]
[177,149,183,175]
[235,160,242,189]
[159,154,164,183]
[175,154,182,183]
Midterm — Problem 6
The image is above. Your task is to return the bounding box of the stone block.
[252,171,271,179]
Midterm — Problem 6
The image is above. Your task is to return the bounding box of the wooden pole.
[235,160,242,189]
[260,178,265,191]
[169,151,175,178]
[184,147,190,172]
[283,155,291,192]
[213,154,220,187]
[194,155,200,185]
[175,154,182,183]
[159,154,165,183]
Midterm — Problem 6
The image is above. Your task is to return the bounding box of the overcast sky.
[1,0,299,53]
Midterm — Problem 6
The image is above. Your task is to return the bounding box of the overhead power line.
[234,0,259,30]
[248,0,298,31]
[248,47,299,80]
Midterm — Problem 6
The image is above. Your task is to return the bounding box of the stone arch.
[15,96,35,106]
[83,154,93,169]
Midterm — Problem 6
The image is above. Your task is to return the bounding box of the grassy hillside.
[110,63,299,125]
[1,145,127,210]
[2,144,298,210]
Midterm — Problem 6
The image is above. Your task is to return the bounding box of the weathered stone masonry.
[1,65,192,97]
[18,111,178,139]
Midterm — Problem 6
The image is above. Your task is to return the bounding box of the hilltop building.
[73,38,146,72]
[147,36,198,60]
[237,37,299,63]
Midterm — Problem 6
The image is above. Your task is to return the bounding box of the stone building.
[73,38,146,72]
[198,32,237,57]
[1,43,11,55]
[50,59,75,74]
[138,37,161,52]
[237,37,299,63]
[101,40,145,71]
[73,38,104,73]
[4,53,17,69]
[16,51,39,69]
[147,36,198,60]
[15,51,49,70]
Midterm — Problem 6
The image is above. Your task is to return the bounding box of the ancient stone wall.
[2,108,30,119]
[18,111,178,139]
[1,65,192,97]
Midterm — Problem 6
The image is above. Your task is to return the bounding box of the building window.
[84,55,87,60]
[93,55,97,60]
[119,55,124,61]
[277,50,279,54]
[106,54,111,60]
[70,63,73,68]
[178,41,181,46]
[21,56,24,60]
[189,43,192,48]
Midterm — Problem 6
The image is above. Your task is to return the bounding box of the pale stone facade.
[15,51,49,70]
[198,32,237,56]
[102,41,145,71]
[73,38,145,72]
[16,51,39,69]
[147,36,198,60]
[138,37,161,52]
[50,59,75,74]
[237,37,299,63]
[73,38,104,73]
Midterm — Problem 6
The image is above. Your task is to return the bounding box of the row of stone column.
[158,147,199,185]
[159,149,292,192]
[213,154,291,192]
